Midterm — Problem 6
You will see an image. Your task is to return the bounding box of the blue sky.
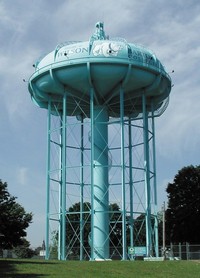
[0,0,200,247]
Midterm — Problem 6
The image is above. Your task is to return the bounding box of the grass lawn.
[0,259,200,278]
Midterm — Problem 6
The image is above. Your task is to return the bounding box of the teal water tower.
[28,22,171,260]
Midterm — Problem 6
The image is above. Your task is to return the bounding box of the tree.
[13,238,35,258]
[109,203,123,249]
[130,213,163,247]
[66,202,91,259]
[0,180,33,249]
[65,202,123,259]
[54,202,163,259]
[165,165,200,244]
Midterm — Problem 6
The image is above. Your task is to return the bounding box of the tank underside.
[29,38,171,118]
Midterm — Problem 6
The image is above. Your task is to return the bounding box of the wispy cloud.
[16,167,28,186]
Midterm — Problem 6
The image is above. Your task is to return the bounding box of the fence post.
[186,242,190,260]
[170,242,173,258]
[179,243,182,260]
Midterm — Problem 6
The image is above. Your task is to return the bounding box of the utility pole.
[162,202,166,259]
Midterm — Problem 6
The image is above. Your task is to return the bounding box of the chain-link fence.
[164,243,200,260]
[1,243,200,260]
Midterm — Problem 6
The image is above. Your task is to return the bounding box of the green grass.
[0,259,200,278]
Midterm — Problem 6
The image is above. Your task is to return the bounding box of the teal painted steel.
[61,93,67,260]
[151,107,159,257]
[143,94,152,257]
[28,22,172,261]
[28,23,171,118]
[128,118,134,259]
[93,106,109,260]
[45,100,51,260]
[80,115,84,261]
[120,87,127,260]
[90,88,94,261]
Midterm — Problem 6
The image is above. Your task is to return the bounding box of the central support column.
[92,106,109,260]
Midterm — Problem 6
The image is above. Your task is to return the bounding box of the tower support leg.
[120,87,127,260]
[60,93,67,260]
[142,94,152,257]
[151,108,159,257]
[45,100,51,260]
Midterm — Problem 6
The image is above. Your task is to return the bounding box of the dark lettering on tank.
[75,48,81,53]
[129,49,143,62]
[82,47,89,53]
[58,47,89,57]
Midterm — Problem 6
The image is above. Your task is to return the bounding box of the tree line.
[0,180,34,257]
[1,165,200,258]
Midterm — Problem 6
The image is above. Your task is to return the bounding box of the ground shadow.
[0,259,54,277]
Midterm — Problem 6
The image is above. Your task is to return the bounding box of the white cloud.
[16,167,28,186]
[156,72,200,156]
